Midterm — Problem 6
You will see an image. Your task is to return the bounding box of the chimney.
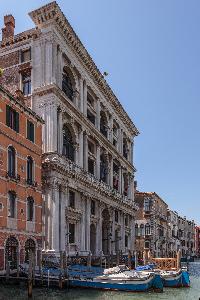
[2,15,15,42]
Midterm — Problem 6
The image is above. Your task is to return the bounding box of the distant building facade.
[177,216,195,258]
[195,226,200,258]
[134,191,168,258]
[0,85,43,270]
[0,2,139,256]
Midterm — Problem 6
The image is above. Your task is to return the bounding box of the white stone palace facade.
[0,2,139,256]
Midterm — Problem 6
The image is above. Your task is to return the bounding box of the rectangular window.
[27,120,35,143]
[21,48,31,63]
[8,192,16,218]
[69,191,75,208]
[6,105,19,133]
[22,72,31,96]
[69,223,75,244]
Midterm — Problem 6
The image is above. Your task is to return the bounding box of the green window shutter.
[15,112,19,133]
[6,105,10,127]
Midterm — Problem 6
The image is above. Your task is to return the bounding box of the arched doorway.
[25,238,36,263]
[102,208,111,255]
[90,224,96,255]
[5,236,18,269]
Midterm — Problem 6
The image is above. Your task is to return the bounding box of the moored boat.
[69,266,163,292]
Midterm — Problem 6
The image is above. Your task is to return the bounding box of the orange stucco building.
[0,85,44,270]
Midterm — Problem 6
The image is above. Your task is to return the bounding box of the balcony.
[43,153,138,211]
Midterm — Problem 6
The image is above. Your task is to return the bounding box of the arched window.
[27,197,34,221]
[135,224,139,236]
[62,69,74,101]
[27,156,33,185]
[140,224,144,236]
[25,238,36,263]
[5,236,18,269]
[8,146,16,178]
[8,191,16,218]
[62,125,75,161]
[145,224,151,236]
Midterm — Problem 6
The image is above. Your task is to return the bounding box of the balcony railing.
[43,153,138,210]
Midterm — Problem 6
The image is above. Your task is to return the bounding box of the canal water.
[0,262,200,300]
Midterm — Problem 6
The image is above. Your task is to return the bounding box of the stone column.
[45,102,57,153]
[111,211,115,253]
[109,156,113,187]
[96,143,101,179]
[97,99,101,130]
[79,77,84,113]
[120,212,125,253]
[79,129,84,168]
[83,131,88,171]
[57,47,63,88]
[60,186,67,251]
[85,197,91,251]
[97,203,103,254]
[119,166,122,194]
[83,80,88,116]
[52,41,57,84]
[51,182,60,253]
[80,194,86,251]
[57,108,63,154]
[45,40,53,85]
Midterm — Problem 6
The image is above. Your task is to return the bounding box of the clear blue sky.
[0,1,200,223]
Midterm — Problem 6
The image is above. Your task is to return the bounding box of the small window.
[8,191,16,218]
[27,120,35,143]
[6,105,19,132]
[115,210,119,223]
[87,109,95,125]
[69,191,75,208]
[69,223,75,244]
[27,197,34,221]
[21,48,31,63]
[91,200,95,215]
[8,146,16,178]
[27,156,33,185]
[125,235,128,248]
[145,240,150,249]
[22,72,31,96]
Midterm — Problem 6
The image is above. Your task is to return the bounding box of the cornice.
[28,2,139,137]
